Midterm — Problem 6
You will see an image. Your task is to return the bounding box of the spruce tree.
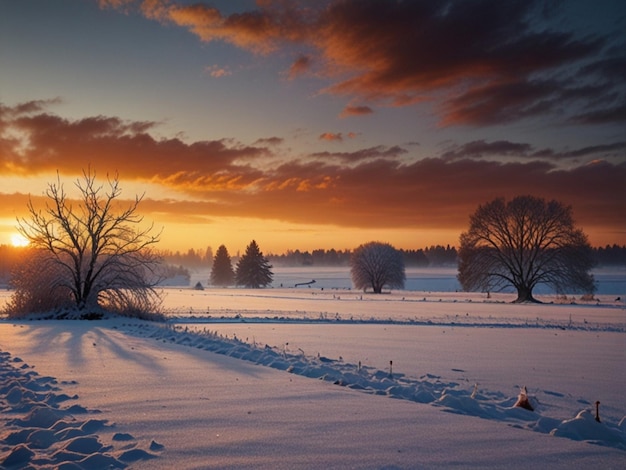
[235,240,273,288]
[210,245,235,286]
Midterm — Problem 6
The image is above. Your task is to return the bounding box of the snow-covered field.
[1,268,625,469]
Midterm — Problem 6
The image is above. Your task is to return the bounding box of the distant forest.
[155,244,460,268]
[268,246,460,267]
[156,243,626,269]
[1,244,625,285]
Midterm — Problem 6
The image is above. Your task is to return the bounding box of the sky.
[1,0,625,254]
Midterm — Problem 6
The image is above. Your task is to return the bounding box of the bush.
[3,248,164,321]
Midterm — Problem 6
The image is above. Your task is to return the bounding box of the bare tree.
[458,195,596,303]
[13,170,163,318]
[350,242,405,293]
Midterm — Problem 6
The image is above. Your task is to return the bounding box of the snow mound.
[550,409,626,448]
[0,349,163,469]
[120,321,626,451]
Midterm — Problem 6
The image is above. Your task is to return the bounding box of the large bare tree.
[351,241,405,293]
[14,170,162,318]
[458,195,595,303]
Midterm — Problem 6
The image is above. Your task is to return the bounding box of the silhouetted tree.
[11,170,162,318]
[267,248,351,266]
[458,195,596,303]
[400,248,429,267]
[210,245,235,286]
[424,245,458,266]
[350,241,405,293]
[235,240,273,288]
[594,244,626,266]
[204,245,214,268]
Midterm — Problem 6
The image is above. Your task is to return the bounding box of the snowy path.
[187,323,626,422]
[2,318,625,469]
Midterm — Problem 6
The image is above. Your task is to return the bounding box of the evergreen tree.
[204,246,214,268]
[235,240,273,288]
[210,245,235,286]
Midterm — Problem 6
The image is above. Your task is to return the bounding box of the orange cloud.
[288,55,311,80]
[1,102,624,245]
[205,64,232,78]
[0,102,269,187]
[340,105,373,118]
[139,0,308,55]
[318,132,359,142]
[98,0,135,10]
[319,132,343,142]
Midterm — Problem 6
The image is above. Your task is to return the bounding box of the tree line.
[160,247,214,269]
[155,244,459,268]
[0,169,620,316]
[3,241,626,285]
[266,245,459,267]
[141,243,626,270]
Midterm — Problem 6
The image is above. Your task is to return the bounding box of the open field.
[1,268,625,469]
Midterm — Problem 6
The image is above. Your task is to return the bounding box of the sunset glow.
[1,1,624,254]
[10,233,29,248]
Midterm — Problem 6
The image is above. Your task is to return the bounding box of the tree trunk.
[513,285,540,303]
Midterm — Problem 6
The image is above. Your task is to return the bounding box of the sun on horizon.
[10,233,29,247]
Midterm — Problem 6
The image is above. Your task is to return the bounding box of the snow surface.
[1,270,625,469]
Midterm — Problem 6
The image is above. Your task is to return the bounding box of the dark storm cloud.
[104,0,624,127]
[310,145,407,163]
[442,140,626,162]
[442,141,534,161]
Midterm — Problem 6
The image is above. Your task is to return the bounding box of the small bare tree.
[12,169,163,318]
[458,195,596,303]
[351,241,405,293]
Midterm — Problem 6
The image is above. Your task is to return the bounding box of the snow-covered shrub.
[3,247,164,321]
[3,248,74,318]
